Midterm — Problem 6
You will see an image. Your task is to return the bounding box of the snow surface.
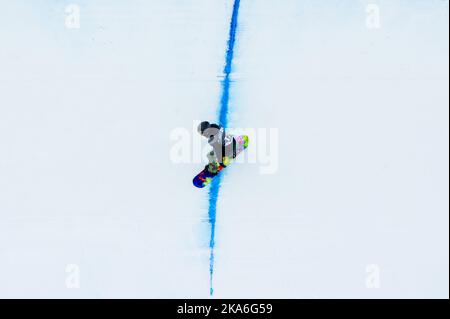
[0,0,448,298]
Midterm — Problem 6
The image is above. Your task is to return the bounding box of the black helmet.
[198,121,210,135]
[198,121,221,136]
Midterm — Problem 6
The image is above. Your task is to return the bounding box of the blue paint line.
[208,0,241,296]
[207,174,222,296]
[219,0,241,128]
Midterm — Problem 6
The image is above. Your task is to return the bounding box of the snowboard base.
[193,135,248,188]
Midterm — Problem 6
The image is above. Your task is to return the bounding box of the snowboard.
[193,135,249,188]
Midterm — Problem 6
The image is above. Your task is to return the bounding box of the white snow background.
[0,0,448,298]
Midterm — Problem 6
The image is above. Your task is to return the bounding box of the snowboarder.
[193,121,249,188]
[197,121,237,168]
